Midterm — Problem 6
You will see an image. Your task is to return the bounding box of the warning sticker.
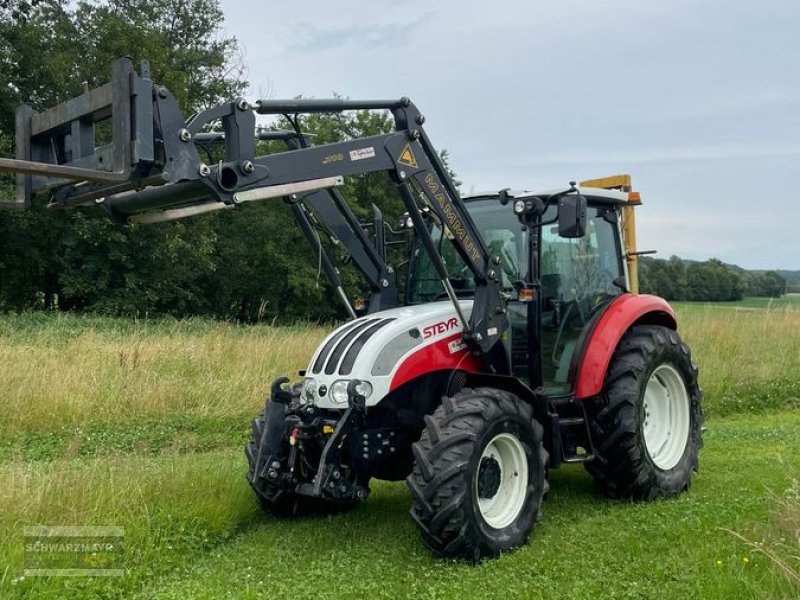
[397,144,418,168]
[448,338,466,354]
[349,147,375,161]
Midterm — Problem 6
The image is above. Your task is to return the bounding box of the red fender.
[574,294,677,399]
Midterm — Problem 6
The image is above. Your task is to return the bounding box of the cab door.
[539,203,625,395]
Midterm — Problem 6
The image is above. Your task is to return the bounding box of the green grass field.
[0,300,798,599]
[680,293,800,310]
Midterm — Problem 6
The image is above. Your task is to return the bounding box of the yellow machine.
[580,174,641,294]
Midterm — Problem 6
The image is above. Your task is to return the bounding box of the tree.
[747,271,786,298]
[684,259,745,302]
[0,0,244,314]
[640,255,687,300]
[640,256,749,302]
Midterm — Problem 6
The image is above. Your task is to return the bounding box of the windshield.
[407,199,526,303]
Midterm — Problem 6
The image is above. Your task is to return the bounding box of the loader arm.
[0,58,507,355]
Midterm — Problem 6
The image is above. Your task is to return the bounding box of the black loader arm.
[0,58,507,355]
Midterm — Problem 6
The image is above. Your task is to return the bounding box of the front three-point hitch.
[248,378,370,505]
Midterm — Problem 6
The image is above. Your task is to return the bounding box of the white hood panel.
[304,301,474,408]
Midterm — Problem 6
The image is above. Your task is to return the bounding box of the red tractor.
[1,59,703,561]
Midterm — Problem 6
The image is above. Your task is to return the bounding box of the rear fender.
[573,294,677,399]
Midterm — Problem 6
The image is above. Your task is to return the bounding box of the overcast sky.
[221,0,799,270]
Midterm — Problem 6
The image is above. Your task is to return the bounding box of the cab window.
[407,199,526,303]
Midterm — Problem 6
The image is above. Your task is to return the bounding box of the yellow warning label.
[397,144,418,168]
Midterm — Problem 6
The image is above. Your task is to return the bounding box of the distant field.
[0,298,795,439]
[680,294,800,310]
[0,302,798,598]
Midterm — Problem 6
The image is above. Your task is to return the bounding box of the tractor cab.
[407,187,633,395]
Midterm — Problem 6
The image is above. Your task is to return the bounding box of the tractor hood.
[302,300,476,409]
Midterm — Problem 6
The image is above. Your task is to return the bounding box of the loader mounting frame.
[0,57,507,355]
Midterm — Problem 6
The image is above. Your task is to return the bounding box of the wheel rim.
[475,432,528,529]
[642,364,691,470]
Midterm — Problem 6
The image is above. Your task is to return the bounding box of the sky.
[220,0,800,270]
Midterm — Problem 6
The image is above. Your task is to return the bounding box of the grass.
[697,294,800,310]
[0,300,797,435]
[1,413,797,599]
[0,452,257,595]
[672,301,800,415]
[0,313,327,432]
[0,299,798,598]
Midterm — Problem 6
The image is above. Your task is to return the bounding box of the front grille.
[311,319,366,374]
[338,318,395,375]
[324,318,382,375]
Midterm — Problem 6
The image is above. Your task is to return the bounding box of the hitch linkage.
[251,377,369,504]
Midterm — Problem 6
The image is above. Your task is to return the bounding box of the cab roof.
[463,186,630,205]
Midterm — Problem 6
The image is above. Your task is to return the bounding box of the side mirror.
[558,194,587,238]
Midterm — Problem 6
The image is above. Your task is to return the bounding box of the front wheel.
[406,388,548,561]
[585,325,703,500]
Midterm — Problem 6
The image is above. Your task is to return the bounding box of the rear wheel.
[585,325,703,500]
[406,387,548,560]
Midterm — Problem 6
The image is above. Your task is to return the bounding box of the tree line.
[639,256,786,301]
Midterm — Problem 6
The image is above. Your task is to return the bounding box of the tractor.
[0,59,703,560]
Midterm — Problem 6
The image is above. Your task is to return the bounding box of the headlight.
[513,199,526,214]
[354,380,372,398]
[329,379,373,404]
[330,380,349,404]
[302,377,317,403]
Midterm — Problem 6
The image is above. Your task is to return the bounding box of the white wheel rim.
[475,432,528,529]
[642,364,691,470]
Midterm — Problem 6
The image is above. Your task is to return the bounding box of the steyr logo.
[422,317,459,339]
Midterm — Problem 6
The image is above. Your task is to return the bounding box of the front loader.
[0,58,703,560]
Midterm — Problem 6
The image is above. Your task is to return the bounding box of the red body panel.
[574,294,677,399]
[389,332,483,392]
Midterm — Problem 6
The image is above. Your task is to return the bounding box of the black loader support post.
[0,57,507,355]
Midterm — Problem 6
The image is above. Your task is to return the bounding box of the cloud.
[220,0,800,269]
[283,15,430,53]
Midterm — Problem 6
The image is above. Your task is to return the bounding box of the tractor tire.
[584,325,703,500]
[246,406,361,519]
[406,387,548,561]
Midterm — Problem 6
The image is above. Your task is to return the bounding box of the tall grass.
[0,304,797,437]
[674,303,800,414]
[0,313,327,432]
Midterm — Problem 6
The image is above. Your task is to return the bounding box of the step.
[558,417,586,427]
[562,453,595,463]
